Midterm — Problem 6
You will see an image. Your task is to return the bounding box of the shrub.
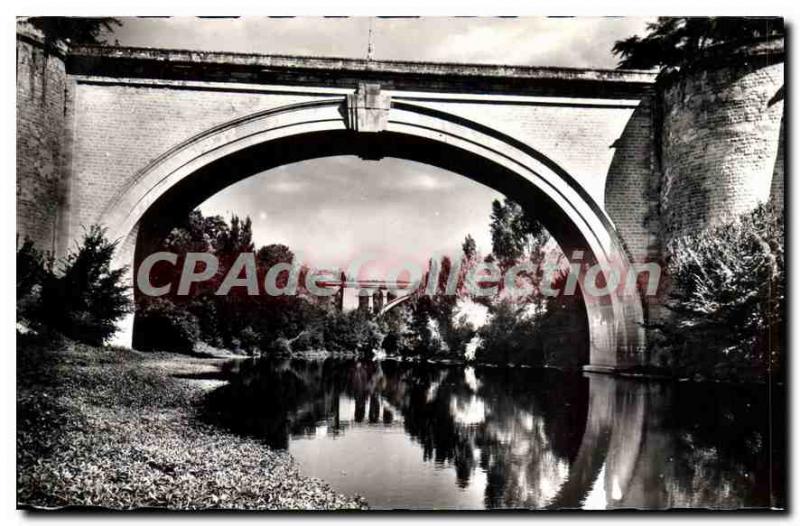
[264,337,292,356]
[361,319,385,354]
[186,294,222,347]
[654,204,784,379]
[16,238,49,321]
[444,314,477,358]
[475,300,543,366]
[34,226,132,346]
[379,306,415,355]
[238,326,260,356]
[135,298,200,354]
[322,310,384,355]
[290,330,316,353]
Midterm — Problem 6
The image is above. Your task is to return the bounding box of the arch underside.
[103,99,647,370]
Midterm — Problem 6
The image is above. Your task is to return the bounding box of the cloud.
[110,17,653,69]
[111,17,370,58]
[198,156,502,271]
[264,180,308,194]
[372,17,652,68]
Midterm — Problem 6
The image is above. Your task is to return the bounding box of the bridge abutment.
[659,38,784,248]
[16,23,68,255]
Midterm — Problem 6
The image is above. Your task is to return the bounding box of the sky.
[109,17,650,69]
[107,17,652,275]
[198,157,504,277]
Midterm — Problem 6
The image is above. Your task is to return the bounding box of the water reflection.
[201,358,783,510]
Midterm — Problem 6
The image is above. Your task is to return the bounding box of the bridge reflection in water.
[201,359,782,510]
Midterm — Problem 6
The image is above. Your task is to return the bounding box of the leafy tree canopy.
[653,203,784,378]
[256,244,295,267]
[613,17,783,73]
[489,197,546,269]
[26,17,121,45]
[461,234,477,262]
[23,226,132,345]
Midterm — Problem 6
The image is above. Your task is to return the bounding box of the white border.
[3,3,797,526]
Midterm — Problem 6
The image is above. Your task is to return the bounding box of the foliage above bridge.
[613,17,784,74]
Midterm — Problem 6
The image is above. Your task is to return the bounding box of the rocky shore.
[16,332,367,510]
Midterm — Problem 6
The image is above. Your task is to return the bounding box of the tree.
[17,238,48,303]
[218,215,254,254]
[408,296,438,357]
[26,17,121,46]
[475,300,543,366]
[39,226,132,345]
[613,17,784,73]
[143,210,319,354]
[322,310,383,355]
[487,197,551,312]
[164,210,230,253]
[489,198,547,271]
[652,204,784,379]
[462,235,477,262]
[256,243,294,267]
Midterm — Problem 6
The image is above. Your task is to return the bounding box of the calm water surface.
[201,358,784,510]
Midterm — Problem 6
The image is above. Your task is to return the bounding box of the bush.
[263,337,292,356]
[361,319,385,355]
[379,307,414,355]
[16,238,49,321]
[22,226,131,346]
[135,298,200,354]
[291,328,324,353]
[475,300,543,366]
[238,326,260,356]
[322,310,384,355]
[40,227,132,346]
[443,314,477,358]
[654,204,784,379]
[186,294,223,347]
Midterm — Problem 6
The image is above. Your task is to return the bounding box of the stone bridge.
[316,277,416,314]
[17,24,784,372]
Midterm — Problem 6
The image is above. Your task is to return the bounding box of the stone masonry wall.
[16,27,67,254]
[67,82,320,249]
[770,114,784,209]
[603,94,662,264]
[660,41,784,249]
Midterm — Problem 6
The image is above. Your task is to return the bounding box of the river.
[199,357,784,510]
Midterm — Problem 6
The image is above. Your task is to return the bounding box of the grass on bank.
[16,331,366,510]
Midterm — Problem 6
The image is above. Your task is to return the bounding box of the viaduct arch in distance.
[17,29,785,373]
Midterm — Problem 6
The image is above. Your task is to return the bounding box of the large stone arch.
[101,98,646,371]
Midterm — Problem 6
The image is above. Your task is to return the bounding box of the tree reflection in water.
[201,358,782,510]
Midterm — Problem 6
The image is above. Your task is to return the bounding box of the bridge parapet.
[66,44,656,98]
